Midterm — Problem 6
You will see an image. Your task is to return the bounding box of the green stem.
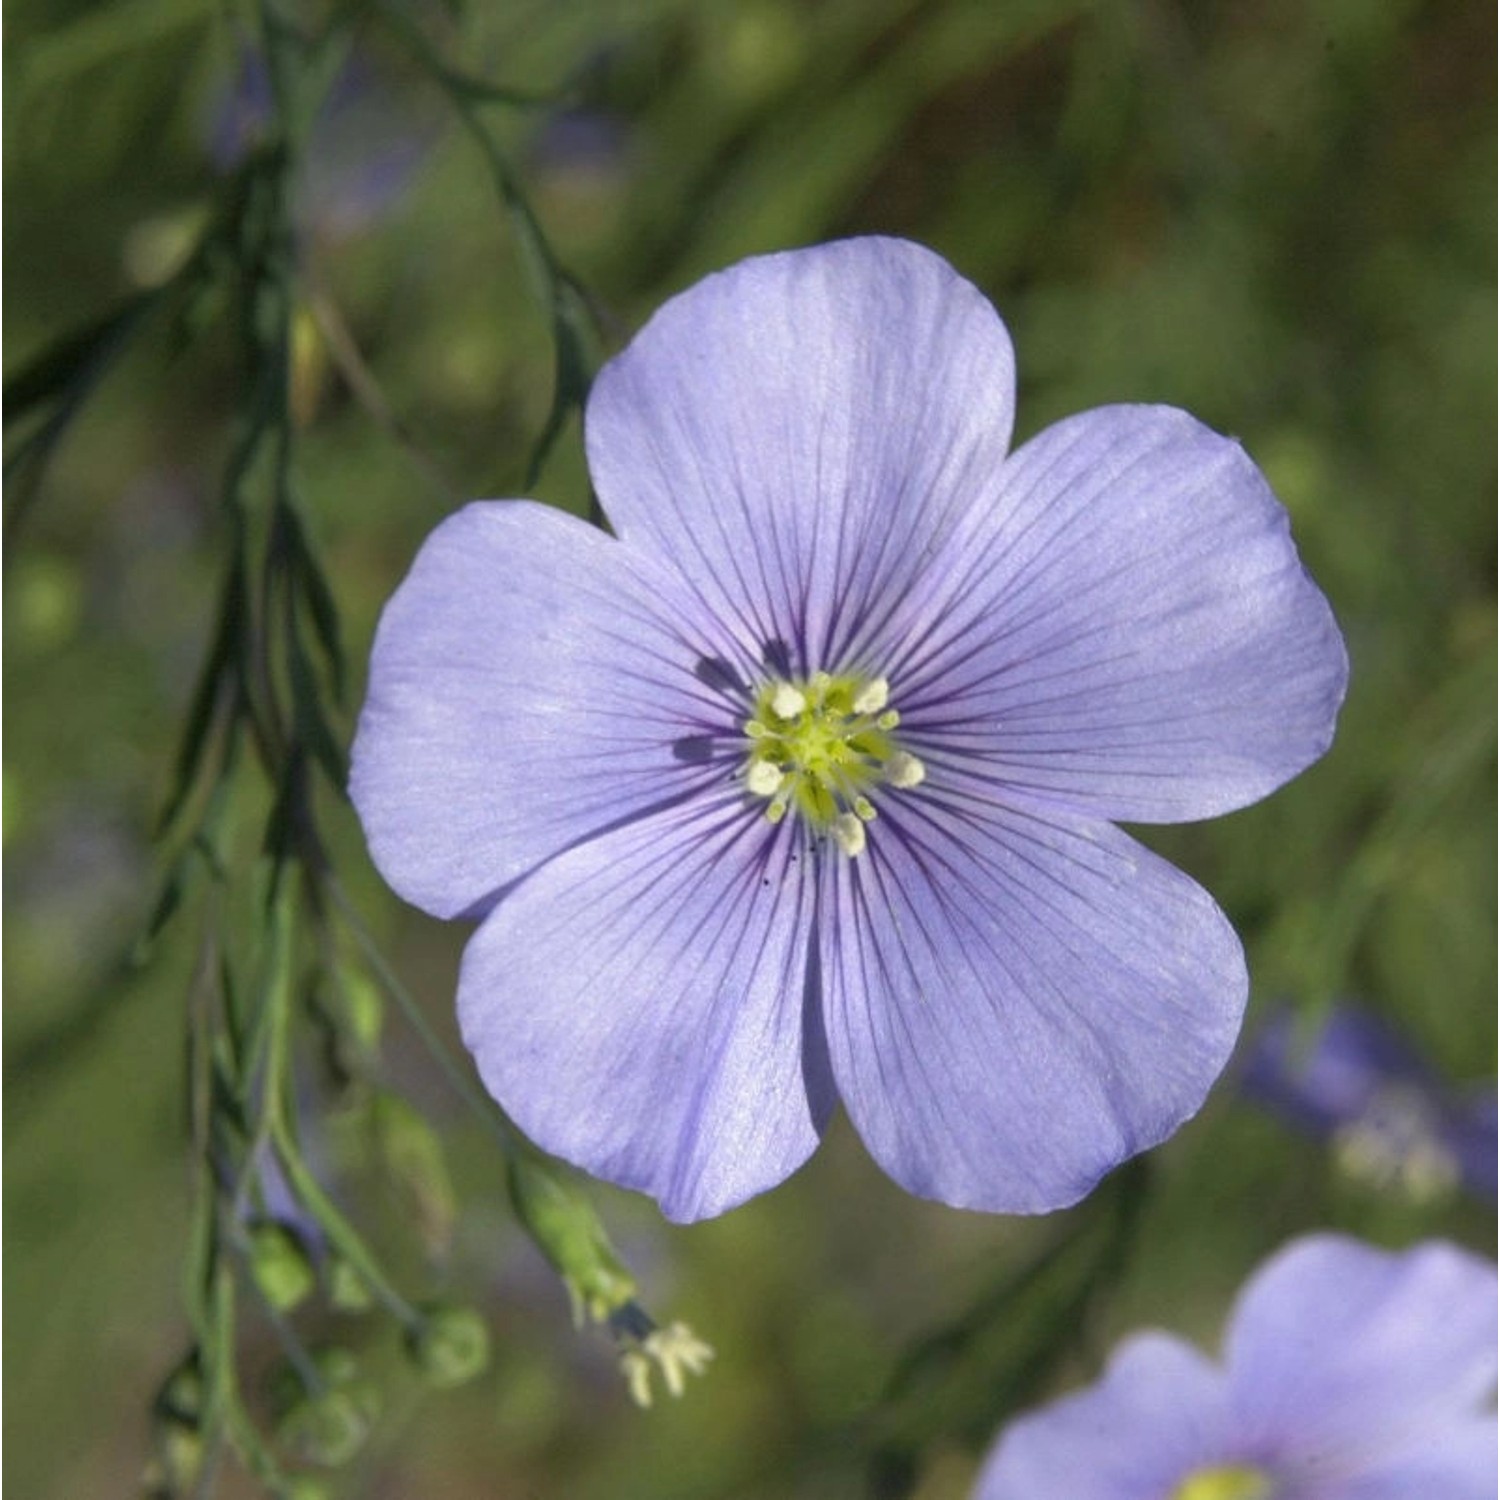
[269,1108,425,1334]
[325,876,521,1161]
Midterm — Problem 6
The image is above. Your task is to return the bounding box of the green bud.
[147,1350,206,1488]
[152,1413,204,1492]
[338,970,383,1055]
[405,1304,490,1389]
[154,1352,203,1424]
[371,1093,455,1257]
[271,1348,380,1469]
[325,1256,373,1313]
[248,1220,317,1313]
[507,1154,637,1324]
[278,1387,375,1468]
[282,1475,334,1500]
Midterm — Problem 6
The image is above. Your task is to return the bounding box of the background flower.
[975,1233,1498,1500]
[1240,1003,1497,1204]
[205,42,440,248]
[352,236,1347,1222]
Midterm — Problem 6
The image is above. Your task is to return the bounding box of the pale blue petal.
[1335,1419,1498,1500]
[975,1332,1232,1500]
[1225,1236,1498,1472]
[876,405,1347,824]
[820,795,1247,1212]
[350,501,753,919]
[457,796,831,1223]
[584,236,1016,674]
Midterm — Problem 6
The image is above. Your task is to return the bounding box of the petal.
[1225,1235,1498,1470]
[1448,1090,1498,1201]
[879,405,1348,824]
[457,795,832,1223]
[820,795,1247,1212]
[584,236,1016,674]
[1336,1419,1498,1500]
[350,501,754,919]
[975,1332,1232,1500]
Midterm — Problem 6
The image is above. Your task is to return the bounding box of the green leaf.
[282,499,346,701]
[286,611,349,795]
[155,559,245,837]
[3,289,160,420]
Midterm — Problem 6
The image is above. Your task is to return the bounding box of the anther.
[886,751,926,789]
[745,760,785,797]
[832,812,866,858]
[770,682,807,719]
[851,678,889,715]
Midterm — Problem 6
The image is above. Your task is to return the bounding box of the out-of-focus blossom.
[1241,1004,1496,1203]
[205,45,438,246]
[976,1233,1498,1500]
[528,108,633,183]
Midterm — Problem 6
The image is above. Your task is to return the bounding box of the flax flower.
[351,238,1347,1222]
[1241,1003,1496,1204]
[974,1234,1497,1500]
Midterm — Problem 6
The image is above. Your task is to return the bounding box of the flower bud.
[371,1092,455,1257]
[325,1256,373,1313]
[283,1475,334,1500]
[147,1351,205,1490]
[338,970,384,1055]
[405,1304,491,1389]
[506,1154,637,1324]
[273,1349,380,1468]
[154,1353,203,1423]
[149,1413,204,1493]
[279,1390,373,1468]
[247,1220,317,1313]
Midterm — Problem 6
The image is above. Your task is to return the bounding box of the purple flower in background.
[351,238,1347,1222]
[974,1234,1498,1500]
[207,45,436,244]
[1241,1004,1496,1203]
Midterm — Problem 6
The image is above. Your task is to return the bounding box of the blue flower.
[974,1234,1497,1500]
[1241,1003,1496,1204]
[350,238,1347,1222]
[206,45,436,245]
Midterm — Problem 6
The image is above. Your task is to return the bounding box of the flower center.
[742,671,924,856]
[1171,1465,1276,1500]
[1331,1085,1460,1203]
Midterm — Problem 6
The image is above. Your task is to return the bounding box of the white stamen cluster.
[741,670,926,854]
[618,1321,716,1408]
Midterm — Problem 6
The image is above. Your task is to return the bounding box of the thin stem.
[373,0,603,494]
[269,1106,425,1333]
[325,876,522,1161]
[304,282,459,504]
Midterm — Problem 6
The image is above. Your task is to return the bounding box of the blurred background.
[5,1,1494,1497]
